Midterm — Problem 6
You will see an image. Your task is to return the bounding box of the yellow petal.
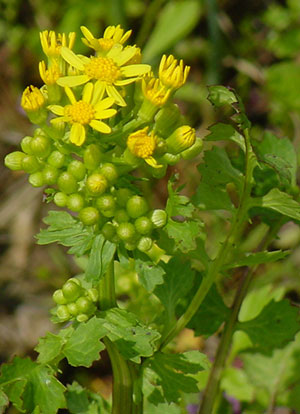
[106,85,126,107]
[70,123,86,146]
[89,119,111,134]
[91,80,106,105]
[95,108,117,119]
[48,105,64,115]
[57,75,90,88]
[94,96,115,111]
[115,78,138,86]
[60,46,85,70]
[80,26,94,42]
[82,82,93,103]
[64,87,77,104]
[121,64,151,77]
[50,116,68,124]
[145,157,162,168]
[111,46,137,66]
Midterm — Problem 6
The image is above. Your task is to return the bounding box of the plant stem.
[205,0,222,84]
[160,129,254,350]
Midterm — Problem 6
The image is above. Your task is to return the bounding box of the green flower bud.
[137,236,153,252]
[115,188,133,207]
[87,288,99,302]
[20,136,34,154]
[22,155,42,173]
[135,216,153,235]
[53,289,68,305]
[54,192,68,207]
[67,277,81,286]
[29,172,44,187]
[96,194,116,216]
[76,313,89,322]
[102,222,117,241]
[117,222,136,242]
[150,209,167,228]
[47,150,65,168]
[79,207,100,225]
[62,280,82,301]
[4,151,26,171]
[154,103,182,138]
[154,138,168,157]
[181,137,203,160]
[56,305,70,321]
[161,152,180,166]
[67,193,85,212]
[114,209,130,224]
[42,165,59,185]
[76,297,95,314]
[86,173,107,196]
[124,241,137,251]
[126,195,148,219]
[83,144,103,170]
[67,302,79,316]
[67,160,86,181]
[166,126,196,155]
[31,135,52,158]
[57,172,78,194]
[99,163,118,183]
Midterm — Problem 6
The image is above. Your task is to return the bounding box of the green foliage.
[134,258,165,292]
[85,235,116,282]
[66,382,110,414]
[253,188,300,221]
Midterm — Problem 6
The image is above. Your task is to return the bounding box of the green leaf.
[165,218,204,253]
[66,381,110,414]
[237,299,300,354]
[154,257,195,320]
[206,123,245,151]
[135,258,165,292]
[85,235,116,282]
[224,250,290,269]
[165,178,195,218]
[0,389,8,414]
[183,279,230,337]
[98,308,161,362]
[144,351,209,404]
[193,180,234,211]
[36,211,94,256]
[252,188,300,221]
[36,331,65,364]
[63,317,107,367]
[0,357,66,414]
[143,0,202,61]
[207,85,238,107]
[254,131,297,186]
[221,367,254,402]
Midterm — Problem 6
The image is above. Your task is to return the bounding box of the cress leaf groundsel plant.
[2,23,300,414]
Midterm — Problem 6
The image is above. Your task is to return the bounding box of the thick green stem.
[160,129,254,350]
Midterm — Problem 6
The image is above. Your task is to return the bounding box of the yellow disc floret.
[142,77,171,107]
[21,86,45,111]
[127,127,156,159]
[40,30,76,57]
[159,54,190,90]
[84,57,120,83]
[64,101,95,124]
[39,61,61,85]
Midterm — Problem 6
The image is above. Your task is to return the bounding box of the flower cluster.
[5,24,203,270]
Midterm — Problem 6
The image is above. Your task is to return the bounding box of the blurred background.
[1,0,300,412]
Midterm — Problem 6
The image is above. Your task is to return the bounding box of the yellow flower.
[127,127,160,168]
[48,82,117,146]
[21,86,45,111]
[166,125,196,154]
[57,44,151,106]
[39,60,61,85]
[142,76,171,107]
[81,25,132,53]
[159,55,190,90]
[40,30,76,58]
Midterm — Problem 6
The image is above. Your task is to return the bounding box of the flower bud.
[181,137,203,160]
[57,172,78,194]
[114,209,130,224]
[79,207,100,225]
[161,153,180,166]
[54,192,68,207]
[62,280,82,301]
[166,126,196,155]
[126,195,149,219]
[150,209,167,228]
[22,155,42,173]
[99,163,119,183]
[47,151,65,168]
[117,222,136,242]
[154,104,182,138]
[67,160,86,181]
[53,289,67,305]
[137,237,153,252]
[76,297,95,315]
[67,302,79,316]
[86,173,108,196]
[42,165,59,185]
[4,151,26,171]
[29,172,44,187]
[21,85,47,124]
[21,136,34,155]
[115,188,134,207]
[102,222,117,241]
[135,216,153,235]
[83,144,103,170]
[56,305,70,321]
[96,194,116,217]
[67,193,85,212]
[87,288,99,303]
[76,314,89,322]
[31,135,52,158]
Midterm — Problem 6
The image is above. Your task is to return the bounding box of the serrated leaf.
[145,351,209,404]
[253,188,300,221]
[37,211,94,256]
[66,381,110,414]
[135,259,165,292]
[166,178,195,218]
[63,317,107,367]
[237,299,300,353]
[193,181,234,211]
[165,218,204,253]
[0,357,65,414]
[85,235,116,282]
[36,331,65,364]
[154,257,195,320]
[0,389,8,414]
[224,250,290,269]
[206,123,245,151]
[98,308,161,362]
[207,85,238,107]
[143,0,202,61]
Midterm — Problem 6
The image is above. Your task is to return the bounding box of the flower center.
[98,38,115,51]
[127,129,156,159]
[84,57,120,83]
[65,100,95,124]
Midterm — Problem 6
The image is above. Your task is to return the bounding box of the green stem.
[160,129,254,350]
[99,260,116,310]
[205,0,222,84]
